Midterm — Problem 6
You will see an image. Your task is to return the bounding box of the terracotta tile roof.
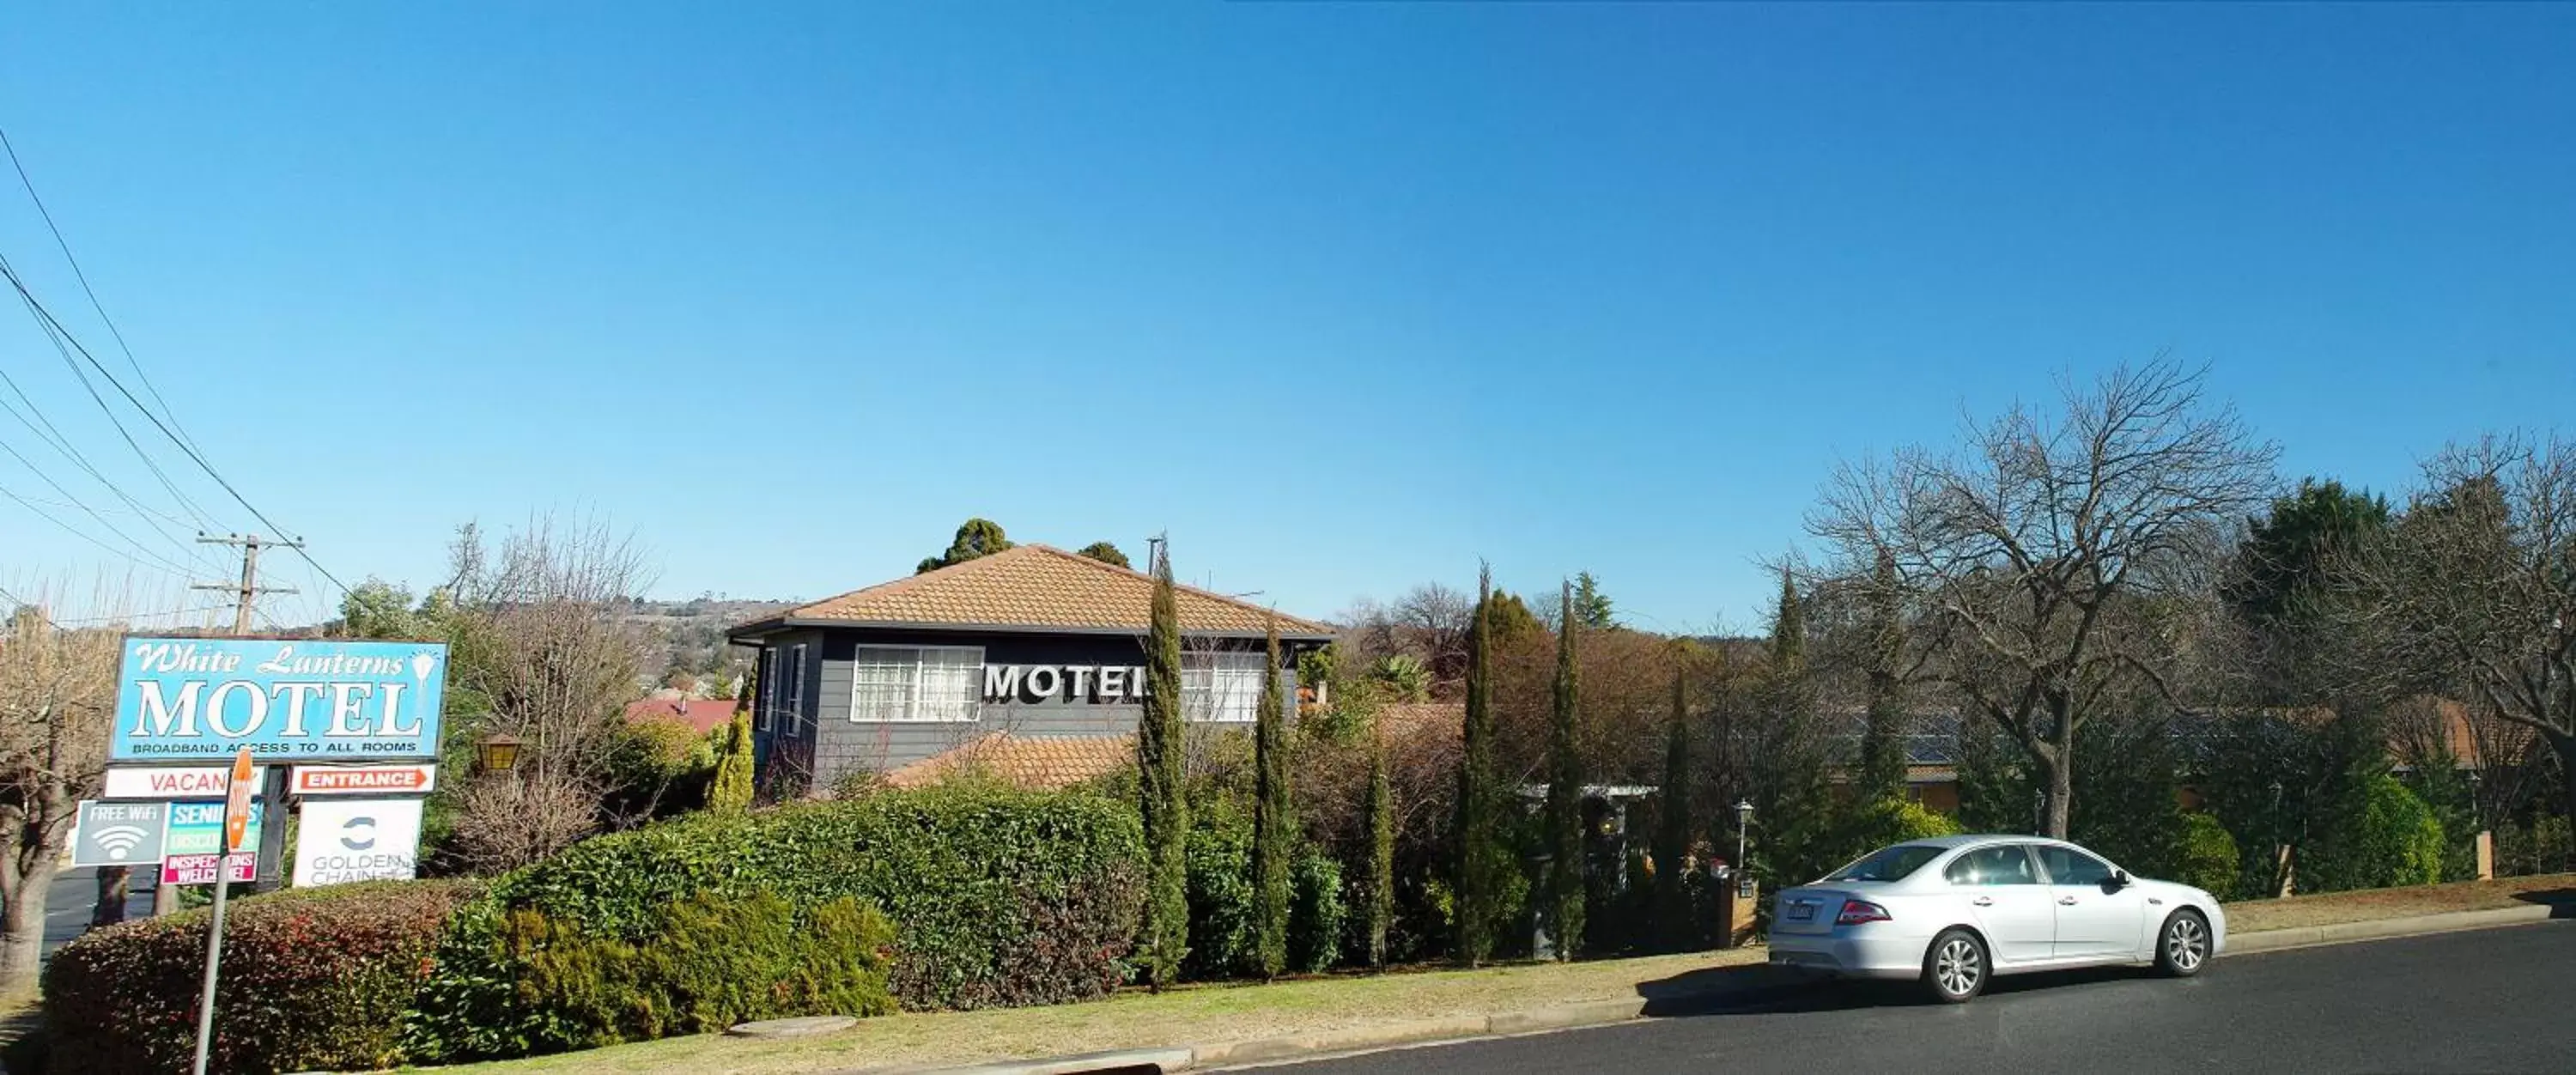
[623,698,738,735]
[883,732,1135,791]
[749,544,1335,637]
[1377,701,1463,740]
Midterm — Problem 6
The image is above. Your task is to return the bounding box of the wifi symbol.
[92,825,151,859]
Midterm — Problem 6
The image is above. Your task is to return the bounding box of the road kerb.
[2224,904,2557,957]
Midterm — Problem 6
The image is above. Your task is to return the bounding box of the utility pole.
[152,533,305,911]
[192,533,301,635]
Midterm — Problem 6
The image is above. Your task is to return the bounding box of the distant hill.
[624,596,796,694]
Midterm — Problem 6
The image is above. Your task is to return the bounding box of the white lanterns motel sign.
[983,665,1151,704]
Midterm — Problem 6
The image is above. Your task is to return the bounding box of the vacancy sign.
[290,763,437,797]
[102,765,271,800]
[293,798,425,886]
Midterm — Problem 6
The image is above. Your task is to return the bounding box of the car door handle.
[2059,896,2079,906]
[1971,896,1994,907]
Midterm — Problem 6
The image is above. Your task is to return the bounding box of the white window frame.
[849,645,986,723]
[756,647,779,732]
[1183,650,1267,724]
[783,644,807,738]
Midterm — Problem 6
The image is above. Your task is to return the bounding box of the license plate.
[1787,901,1815,922]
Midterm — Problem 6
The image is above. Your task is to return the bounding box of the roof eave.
[732,616,1334,645]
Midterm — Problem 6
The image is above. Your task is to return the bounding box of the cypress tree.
[1858,550,1909,800]
[1361,716,1395,969]
[1653,653,1692,950]
[708,675,757,811]
[1543,579,1586,959]
[1250,615,1293,980]
[1136,544,1190,989]
[709,709,756,813]
[1455,563,1498,965]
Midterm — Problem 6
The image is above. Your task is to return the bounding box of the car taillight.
[1836,899,1892,926]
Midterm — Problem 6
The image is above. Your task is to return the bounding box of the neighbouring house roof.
[883,732,1136,791]
[732,544,1336,641]
[624,697,738,735]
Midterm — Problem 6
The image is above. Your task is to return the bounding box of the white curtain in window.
[915,647,982,722]
[851,646,983,722]
[1185,651,1266,722]
[851,648,918,721]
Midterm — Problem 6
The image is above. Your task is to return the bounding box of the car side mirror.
[2104,871,2131,893]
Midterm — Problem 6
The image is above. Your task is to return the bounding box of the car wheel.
[2156,910,2211,978]
[1923,927,1988,1004]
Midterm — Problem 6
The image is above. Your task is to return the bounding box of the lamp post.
[477,732,523,774]
[1733,799,1753,878]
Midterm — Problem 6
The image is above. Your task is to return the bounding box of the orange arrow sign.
[221,748,256,853]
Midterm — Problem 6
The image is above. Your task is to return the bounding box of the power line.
[0,124,204,461]
[0,252,222,527]
[0,477,198,579]
[0,252,349,597]
[0,432,210,574]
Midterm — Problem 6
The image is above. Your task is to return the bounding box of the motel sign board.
[112,638,447,762]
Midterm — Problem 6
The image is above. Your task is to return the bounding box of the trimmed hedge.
[2176,812,2242,899]
[503,890,895,1051]
[43,879,480,1075]
[406,785,1143,1062]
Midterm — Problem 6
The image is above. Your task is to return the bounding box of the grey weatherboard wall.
[756,626,1311,790]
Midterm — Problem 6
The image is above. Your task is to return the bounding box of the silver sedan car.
[1765,835,2227,1003]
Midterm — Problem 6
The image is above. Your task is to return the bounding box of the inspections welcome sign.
[112,638,448,762]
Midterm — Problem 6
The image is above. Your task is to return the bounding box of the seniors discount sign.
[112,638,447,762]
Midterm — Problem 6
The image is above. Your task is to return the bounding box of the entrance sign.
[161,853,257,885]
[292,798,424,886]
[290,763,438,796]
[102,765,270,800]
[112,638,448,762]
[72,800,169,866]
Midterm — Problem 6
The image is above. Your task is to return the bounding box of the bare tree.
[1394,583,1475,688]
[1807,361,2277,838]
[0,602,118,995]
[441,514,658,872]
[2343,435,2576,829]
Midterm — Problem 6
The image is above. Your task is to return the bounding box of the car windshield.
[1824,844,1944,883]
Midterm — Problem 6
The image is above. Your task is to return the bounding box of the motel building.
[726,544,1336,793]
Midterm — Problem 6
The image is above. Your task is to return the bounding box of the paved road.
[1269,921,2576,1074]
[41,867,155,955]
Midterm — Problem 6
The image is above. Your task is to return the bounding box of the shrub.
[44,879,479,1075]
[505,890,894,1052]
[405,785,1143,1062]
[2354,776,2445,889]
[1184,804,1256,980]
[1289,848,1346,974]
[2175,812,2241,899]
[1186,803,1348,979]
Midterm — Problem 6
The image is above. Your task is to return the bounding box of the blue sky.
[1,3,2570,633]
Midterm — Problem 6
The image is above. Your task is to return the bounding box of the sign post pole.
[190,748,255,1075]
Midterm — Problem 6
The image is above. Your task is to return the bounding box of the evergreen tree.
[1250,616,1294,980]
[1136,544,1190,988]
[1571,571,1615,629]
[1749,567,1836,884]
[917,518,1015,574]
[1360,716,1396,969]
[1544,580,1587,959]
[709,708,756,813]
[1652,653,1694,951]
[1857,550,1909,800]
[1454,563,1501,965]
[1077,541,1132,568]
